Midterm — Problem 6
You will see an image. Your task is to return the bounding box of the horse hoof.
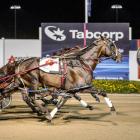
[96,98,100,103]
[45,115,52,121]
[111,106,116,112]
[87,105,94,110]
[52,100,58,105]
[110,111,117,116]
[37,111,45,116]
[110,106,117,115]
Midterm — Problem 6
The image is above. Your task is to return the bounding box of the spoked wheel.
[0,96,12,109]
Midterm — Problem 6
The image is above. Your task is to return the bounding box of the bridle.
[107,40,120,60]
[90,39,121,63]
[97,39,120,62]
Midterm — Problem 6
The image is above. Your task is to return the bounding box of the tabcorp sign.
[41,23,130,80]
[41,23,129,56]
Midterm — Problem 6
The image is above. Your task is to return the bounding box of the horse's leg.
[20,88,43,115]
[45,97,68,121]
[97,90,116,112]
[73,93,94,110]
[28,92,51,117]
[90,93,100,102]
[22,91,51,117]
[89,87,100,102]
[79,88,115,112]
[33,100,50,115]
[76,87,100,103]
[41,95,58,106]
[21,91,39,113]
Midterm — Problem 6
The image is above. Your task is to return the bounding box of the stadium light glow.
[111,4,123,22]
[10,5,21,10]
[10,5,21,39]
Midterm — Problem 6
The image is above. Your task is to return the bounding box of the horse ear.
[100,35,104,40]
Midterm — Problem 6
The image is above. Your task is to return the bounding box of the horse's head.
[95,36,122,62]
[0,62,16,77]
[0,60,17,89]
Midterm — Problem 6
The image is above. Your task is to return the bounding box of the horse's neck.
[16,57,39,72]
[80,45,102,70]
[14,57,40,86]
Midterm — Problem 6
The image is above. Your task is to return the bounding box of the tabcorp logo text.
[44,26,124,41]
[69,30,124,41]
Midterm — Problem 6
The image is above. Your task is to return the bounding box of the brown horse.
[0,37,121,120]
[45,37,122,120]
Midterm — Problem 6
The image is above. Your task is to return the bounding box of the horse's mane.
[8,57,39,69]
[76,41,97,57]
[52,45,82,57]
[52,40,97,58]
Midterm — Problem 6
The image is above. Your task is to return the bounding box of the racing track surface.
[0,93,140,140]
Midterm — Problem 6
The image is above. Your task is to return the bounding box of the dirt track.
[0,93,140,140]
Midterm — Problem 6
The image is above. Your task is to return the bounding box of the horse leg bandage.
[104,97,113,108]
[50,107,58,118]
[80,100,88,107]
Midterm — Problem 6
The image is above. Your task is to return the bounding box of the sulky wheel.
[0,95,12,109]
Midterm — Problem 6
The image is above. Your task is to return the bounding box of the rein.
[99,57,113,62]
[0,60,57,89]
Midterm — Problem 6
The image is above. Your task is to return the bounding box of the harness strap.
[60,59,67,89]
[17,59,26,88]
[79,57,99,72]
[0,77,14,89]
[0,58,60,87]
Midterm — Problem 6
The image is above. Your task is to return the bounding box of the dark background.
[0,0,139,39]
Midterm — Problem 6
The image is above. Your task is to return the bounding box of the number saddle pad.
[39,57,60,73]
